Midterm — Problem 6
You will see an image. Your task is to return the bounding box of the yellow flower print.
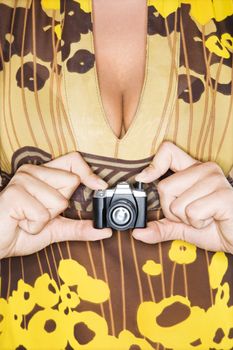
[58,300,72,316]
[6,306,23,329]
[74,0,92,13]
[41,0,60,10]
[148,0,180,18]
[168,240,197,264]
[0,298,8,334]
[201,283,233,349]
[205,34,232,59]
[78,276,110,303]
[26,309,67,350]
[214,282,230,308]
[33,273,60,308]
[8,279,35,316]
[94,335,121,350]
[221,33,233,52]
[118,329,155,350]
[149,0,233,25]
[208,251,228,289]
[62,309,120,349]
[66,310,108,349]
[58,260,110,304]
[137,295,205,349]
[142,260,162,276]
[0,325,28,350]
[59,283,80,309]
[212,0,233,22]
[0,259,113,349]
[54,24,61,40]
[184,0,215,26]
[58,258,88,286]
[0,298,28,350]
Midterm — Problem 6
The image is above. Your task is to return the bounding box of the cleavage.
[92,0,148,139]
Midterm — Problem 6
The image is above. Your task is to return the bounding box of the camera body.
[93,182,147,230]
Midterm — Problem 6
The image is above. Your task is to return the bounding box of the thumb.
[132,218,189,244]
[48,216,113,243]
[135,141,197,183]
[11,217,112,257]
[133,219,224,252]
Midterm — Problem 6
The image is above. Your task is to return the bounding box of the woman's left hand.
[133,142,233,253]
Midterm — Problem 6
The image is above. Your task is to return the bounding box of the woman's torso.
[0,1,233,349]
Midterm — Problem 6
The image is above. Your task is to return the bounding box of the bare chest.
[92,0,148,138]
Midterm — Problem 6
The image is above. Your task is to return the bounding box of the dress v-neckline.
[61,0,180,159]
[89,0,150,143]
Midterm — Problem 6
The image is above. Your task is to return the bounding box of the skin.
[1,1,232,258]
[0,153,112,259]
[133,142,233,254]
[92,0,147,138]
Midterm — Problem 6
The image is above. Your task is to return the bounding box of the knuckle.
[185,204,196,219]
[204,161,222,174]
[69,151,81,162]
[88,173,99,183]
[17,163,34,173]
[5,183,24,197]
[161,140,173,150]
[157,180,166,195]
[209,173,224,187]
[150,221,163,241]
[70,174,80,187]
[59,198,69,211]
[170,200,178,215]
[12,171,31,183]
[38,210,50,223]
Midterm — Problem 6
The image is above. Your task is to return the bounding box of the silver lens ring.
[111,206,131,226]
[107,199,137,230]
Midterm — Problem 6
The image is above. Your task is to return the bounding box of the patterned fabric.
[0,0,233,349]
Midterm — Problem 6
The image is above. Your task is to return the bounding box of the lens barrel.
[107,199,137,230]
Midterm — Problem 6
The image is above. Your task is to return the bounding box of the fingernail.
[135,174,144,181]
[135,170,148,182]
[100,229,112,239]
[97,178,108,189]
[132,230,143,240]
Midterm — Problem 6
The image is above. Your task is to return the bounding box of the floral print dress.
[0,1,233,349]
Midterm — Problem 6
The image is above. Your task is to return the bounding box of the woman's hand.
[0,152,112,259]
[133,142,233,253]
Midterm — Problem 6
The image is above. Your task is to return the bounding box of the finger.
[49,217,112,243]
[42,152,108,190]
[132,219,186,243]
[10,218,112,257]
[135,141,198,183]
[166,170,227,225]
[152,161,224,224]
[10,172,69,219]
[0,184,50,235]
[16,163,80,199]
[132,218,223,252]
[186,188,233,229]
[158,161,224,200]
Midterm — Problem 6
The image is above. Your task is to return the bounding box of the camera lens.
[107,199,137,230]
[112,207,131,226]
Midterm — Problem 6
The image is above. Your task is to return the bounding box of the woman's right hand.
[0,152,112,259]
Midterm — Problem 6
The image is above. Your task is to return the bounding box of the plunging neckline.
[89,0,150,143]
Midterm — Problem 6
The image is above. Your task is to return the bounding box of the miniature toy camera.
[93,181,147,230]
